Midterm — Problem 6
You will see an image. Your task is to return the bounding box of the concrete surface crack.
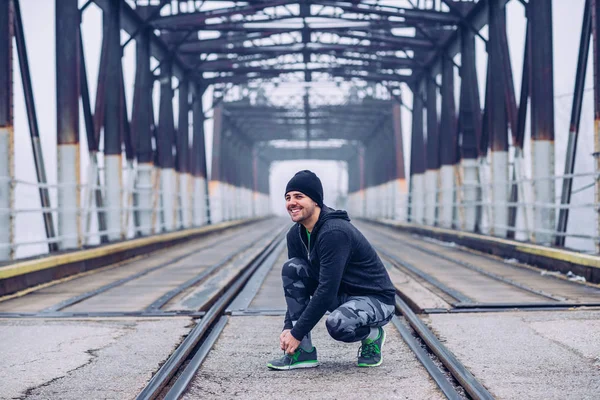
[18,348,101,400]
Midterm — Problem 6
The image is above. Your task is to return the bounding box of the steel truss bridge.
[1,0,600,262]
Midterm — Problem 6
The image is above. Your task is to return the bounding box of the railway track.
[358,222,600,312]
[136,230,287,399]
[132,231,494,400]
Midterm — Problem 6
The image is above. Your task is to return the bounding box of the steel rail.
[395,296,495,400]
[375,245,472,304]
[136,227,287,400]
[391,317,462,400]
[374,227,565,302]
[39,226,252,313]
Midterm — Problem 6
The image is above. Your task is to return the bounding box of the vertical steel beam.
[131,20,154,236]
[508,23,531,239]
[177,79,191,228]
[529,0,556,244]
[56,0,80,250]
[13,0,57,252]
[425,76,439,226]
[209,103,223,223]
[157,59,176,231]
[488,0,509,237]
[392,102,407,221]
[191,84,208,226]
[410,80,427,224]
[79,31,108,243]
[439,56,457,228]
[459,26,482,232]
[555,5,590,245]
[592,0,600,252]
[103,0,122,241]
[0,0,14,260]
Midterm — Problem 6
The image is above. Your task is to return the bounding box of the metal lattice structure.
[2,0,600,260]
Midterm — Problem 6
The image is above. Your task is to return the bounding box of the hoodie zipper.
[299,228,310,258]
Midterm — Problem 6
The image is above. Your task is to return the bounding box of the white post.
[180,172,192,228]
[161,168,176,230]
[104,154,122,240]
[461,158,479,232]
[532,141,555,244]
[136,162,153,235]
[192,176,207,226]
[491,151,509,237]
[209,180,223,223]
[412,173,425,224]
[439,164,455,228]
[57,144,80,249]
[424,169,438,225]
[0,126,13,260]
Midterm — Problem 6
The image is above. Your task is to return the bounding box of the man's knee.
[325,310,357,343]
[282,257,310,281]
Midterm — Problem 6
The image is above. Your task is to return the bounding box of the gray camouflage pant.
[282,257,395,343]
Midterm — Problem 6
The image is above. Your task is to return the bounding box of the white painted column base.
[161,168,176,231]
[192,176,207,226]
[439,165,455,229]
[394,179,408,222]
[136,163,153,236]
[491,151,509,237]
[58,144,80,249]
[532,140,556,244]
[180,173,192,229]
[412,173,425,224]
[104,155,122,241]
[461,158,478,232]
[424,170,438,226]
[209,180,223,224]
[0,127,13,260]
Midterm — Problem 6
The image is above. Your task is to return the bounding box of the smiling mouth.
[289,208,302,215]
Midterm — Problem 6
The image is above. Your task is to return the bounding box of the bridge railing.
[347,170,599,253]
[0,168,269,261]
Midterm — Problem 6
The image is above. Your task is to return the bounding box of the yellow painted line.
[376,218,600,270]
[0,219,256,280]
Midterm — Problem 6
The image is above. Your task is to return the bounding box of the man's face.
[285,191,316,223]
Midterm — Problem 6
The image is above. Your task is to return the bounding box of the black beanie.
[285,170,324,207]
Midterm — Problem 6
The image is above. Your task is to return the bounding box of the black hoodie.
[284,206,396,341]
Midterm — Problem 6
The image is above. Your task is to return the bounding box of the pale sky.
[10,0,596,256]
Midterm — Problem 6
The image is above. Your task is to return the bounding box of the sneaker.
[357,327,386,367]
[267,347,319,370]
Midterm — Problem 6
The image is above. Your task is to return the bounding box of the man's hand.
[280,329,301,354]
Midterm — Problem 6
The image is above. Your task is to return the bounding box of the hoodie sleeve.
[290,229,352,341]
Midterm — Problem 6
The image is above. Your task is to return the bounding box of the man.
[267,170,396,370]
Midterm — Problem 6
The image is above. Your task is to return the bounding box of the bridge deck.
[0,218,599,399]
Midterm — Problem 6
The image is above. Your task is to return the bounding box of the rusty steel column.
[440,56,458,229]
[103,0,122,241]
[131,18,154,236]
[459,26,482,232]
[157,60,177,231]
[410,80,426,224]
[0,0,14,260]
[392,101,407,221]
[14,0,57,251]
[556,2,591,246]
[530,0,556,244]
[488,0,509,237]
[177,79,191,228]
[192,84,208,226]
[592,0,600,252]
[209,103,223,223]
[56,0,81,249]
[425,75,439,226]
